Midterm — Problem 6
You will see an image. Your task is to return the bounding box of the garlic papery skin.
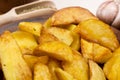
[96,1,118,25]
[115,0,120,4]
[112,5,120,29]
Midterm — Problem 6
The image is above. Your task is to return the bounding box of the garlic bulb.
[97,0,120,29]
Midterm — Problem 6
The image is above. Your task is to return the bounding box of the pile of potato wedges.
[0,6,120,80]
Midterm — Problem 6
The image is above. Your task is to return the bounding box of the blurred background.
[0,0,37,14]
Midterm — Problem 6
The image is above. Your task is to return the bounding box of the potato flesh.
[48,59,60,80]
[89,60,106,80]
[47,27,73,46]
[81,38,93,60]
[93,43,112,63]
[103,47,120,80]
[0,31,32,80]
[19,22,42,36]
[76,19,119,51]
[33,41,73,62]
[43,18,52,28]
[34,63,52,80]
[81,38,112,63]
[12,31,38,55]
[62,50,89,80]
[38,28,59,44]
[23,55,49,70]
[55,68,76,80]
[70,32,80,50]
[51,7,97,26]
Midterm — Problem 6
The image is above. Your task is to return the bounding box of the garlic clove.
[115,0,120,4]
[112,5,120,29]
[97,1,118,25]
[96,1,110,18]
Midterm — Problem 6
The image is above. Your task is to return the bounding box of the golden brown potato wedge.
[76,19,119,51]
[33,63,52,80]
[38,28,59,44]
[89,60,106,80]
[33,41,73,62]
[12,31,38,55]
[55,68,77,80]
[48,59,60,80]
[66,24,77,31]
[19,22,42,36]
[81,38,93,60]
[23,55,49,70]
[70,32,80,50]
[47,27,73,46]
[51,7,97,26]
[81,38,112,63]
[103,47,120,80]
[93,42,112,63]
[43,18,52,28]
[0,31,32,80]
[62,50,89,80]
[65,24,80,50]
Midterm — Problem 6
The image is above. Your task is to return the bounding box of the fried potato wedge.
[103,47,120,80]
[93,42,112,63]
[48,59,60,80]
[47,27,73,46]
[19,22,42,36]
[81,38,93,60]
[62,50,89,80]
[33,63,52,80]
[33,41,73,62]
[55,68,77,80]
[51,7,97,26]
[0,31,32,80]
[66,24,77,31]
[43,18,52,28]
[12,31,38,55]
[76,19,119,51]
[65,24,81,50]
[24,55,49,70]
[89,60,106,80]
[38,28,59,44]
[81,38,112,63]
[70,32,80,50]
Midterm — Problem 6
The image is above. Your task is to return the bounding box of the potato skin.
[89,60,106,80]
[81,38,112,63]
[62,50,89,80]
[76,19,119,51]
[33,41,73,62]
[103,47,120,80]
[19,22,42,36]
[0,31,32,80]
[34,63,52,80]
[51,7,97,26]
[12,31,38,55]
